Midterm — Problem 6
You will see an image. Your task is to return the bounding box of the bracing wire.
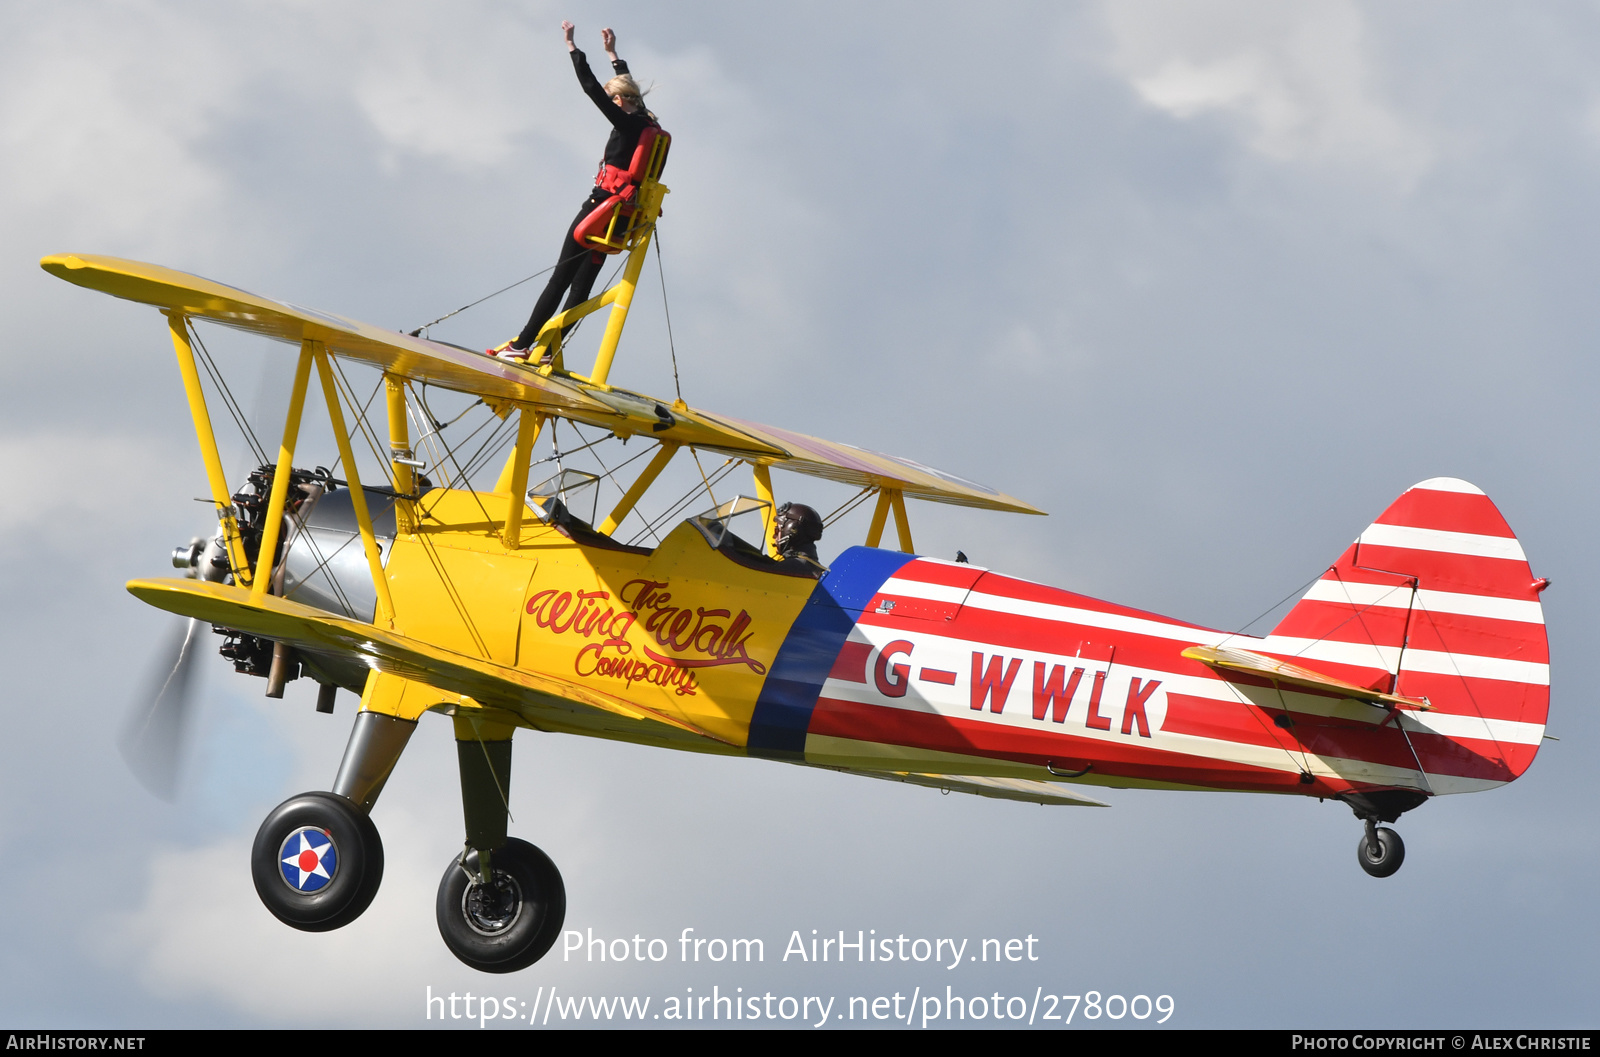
[653,230,684,402]
[552,253,631,353]
[689,448,719,510]
[564,425,661,539]
[405,383,496,526]
[455,414,520,487]
[413,384,498,499]
[188,323,268,466]
[522,427,623,475]
[278,499,360,619]
[329,359,395,490]
[408,263,559,338]
[1214,571,1325,647]
[414,384,484,451]
[627,457,737,546]
[566,423,625,498]
[822,486,876,527]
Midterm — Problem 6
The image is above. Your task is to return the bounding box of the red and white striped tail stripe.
[1263,477,1548,780]
[805,478,1547,800]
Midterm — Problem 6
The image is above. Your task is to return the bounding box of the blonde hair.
[604,74,656,121]
[604,74,643,99]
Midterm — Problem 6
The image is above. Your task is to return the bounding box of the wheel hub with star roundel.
[278,826,339,893]
[251,791,383,933]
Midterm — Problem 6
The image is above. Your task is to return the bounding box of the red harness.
[574,125,670,253]
[593,124,664,197]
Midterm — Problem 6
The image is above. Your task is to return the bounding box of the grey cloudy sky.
[1,0,1596,1028]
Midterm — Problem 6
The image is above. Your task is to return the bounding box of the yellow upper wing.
[44,253,1042,515]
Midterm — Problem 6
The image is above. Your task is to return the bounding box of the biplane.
[42,153,1550,973]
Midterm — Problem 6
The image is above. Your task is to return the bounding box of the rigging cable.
[328,358,397,491]
[405,383,497,527]
[188,322,268,467]
[566,425,662,542]
[689,447,719,511]
[450,410,521,488]
[653,229,684,402]
[822,486,877,527]
[627,457,737,546]
[1213,571,1324,648]
[408,263,558,338]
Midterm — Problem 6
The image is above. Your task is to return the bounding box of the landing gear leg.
[1357,819,1405,878]
[1340,790,1423,879]
[250,710,416,930]
[436,717,565,973]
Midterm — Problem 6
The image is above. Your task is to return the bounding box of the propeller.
[120,616,206,800]
[120,533,230,799]
[121,346,289,798]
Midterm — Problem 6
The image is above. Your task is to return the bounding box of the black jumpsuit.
[514,49,657,351]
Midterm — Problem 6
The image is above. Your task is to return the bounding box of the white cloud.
[0,4,242,256]
[1102,0,1430,188]
[349,7,563,170]
[107,808,453,1022]
[0,432,190,541]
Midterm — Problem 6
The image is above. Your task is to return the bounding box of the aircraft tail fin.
[1265,478,1549,789]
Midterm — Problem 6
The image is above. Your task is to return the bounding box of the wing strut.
[501,409,544,548]
[250,343,314,603]
[312,343,396,626]
[384,374,419,533]
[751,463,778,556]
[599,441,679,535]
[864,488,915,553]
[165,310,254,586]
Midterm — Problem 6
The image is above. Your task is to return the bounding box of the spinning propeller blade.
[120,616,205,800]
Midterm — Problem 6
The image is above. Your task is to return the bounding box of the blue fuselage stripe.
[747,547,916,759]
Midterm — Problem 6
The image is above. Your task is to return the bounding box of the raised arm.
[566,21,635,126]
[602,27,630,74]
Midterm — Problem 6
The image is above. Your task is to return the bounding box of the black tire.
[436,838,565,973]
[251,791,384,932]
[1356,826,1405,878]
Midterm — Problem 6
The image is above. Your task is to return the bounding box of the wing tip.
[39,253,86,277]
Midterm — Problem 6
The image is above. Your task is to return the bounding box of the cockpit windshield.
[690,495,772,551]
[528,469,601,526]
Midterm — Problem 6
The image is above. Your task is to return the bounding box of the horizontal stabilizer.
[1182,644,1430,711]
[834,768,1109,806]
[126,577,725,744]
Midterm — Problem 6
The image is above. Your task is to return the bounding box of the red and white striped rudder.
[1266,477,1548,792]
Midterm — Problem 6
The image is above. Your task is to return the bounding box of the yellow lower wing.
[834,768,1109,806]
[127,578,726,743]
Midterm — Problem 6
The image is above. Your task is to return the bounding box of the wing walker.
[44,136,1551,972]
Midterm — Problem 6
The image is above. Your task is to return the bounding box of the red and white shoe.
[487,338,529,361]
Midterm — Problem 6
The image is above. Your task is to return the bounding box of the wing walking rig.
[41,161,1549,972]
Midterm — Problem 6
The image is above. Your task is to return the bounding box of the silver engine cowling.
[279,486,398,622]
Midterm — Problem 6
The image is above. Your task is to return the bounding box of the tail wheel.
[251,791,384,932]
[1356,825,1405,878]
[436,838,565,973]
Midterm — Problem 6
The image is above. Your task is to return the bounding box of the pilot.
[773,502,824,565]
[492,22,660,362]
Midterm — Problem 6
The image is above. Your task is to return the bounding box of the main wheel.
[251,791,384,932]
[436,838,565,973]
[1356,826,1405,878]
